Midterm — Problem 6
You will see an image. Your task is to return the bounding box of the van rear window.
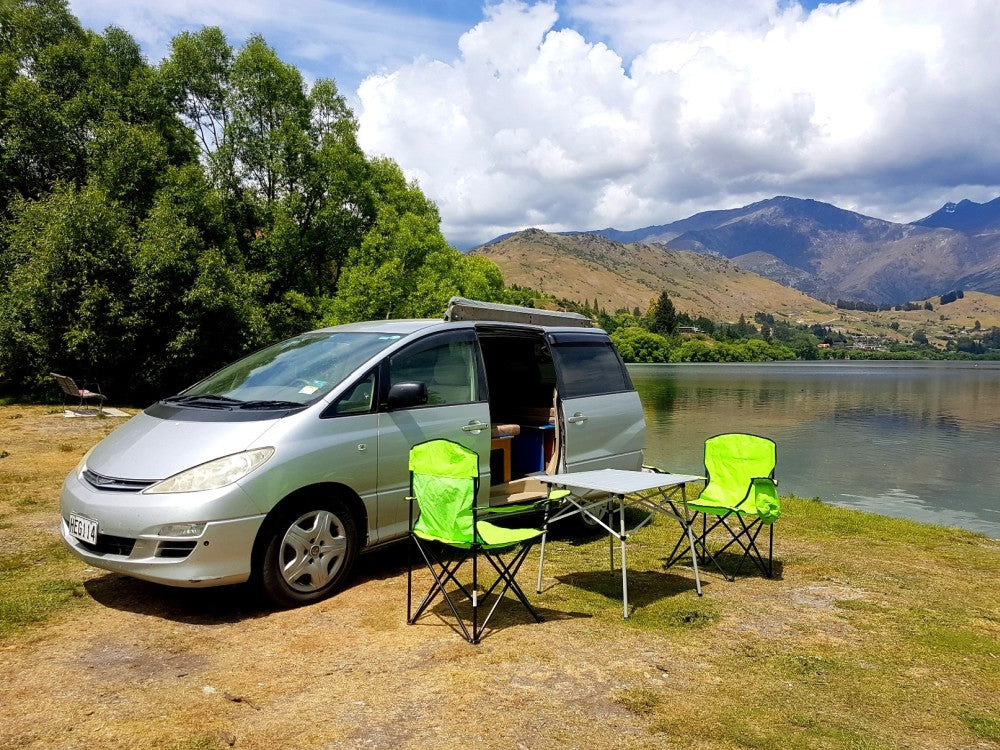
[552,342,633,398]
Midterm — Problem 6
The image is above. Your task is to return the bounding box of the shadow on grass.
[551,567,701,611]
[84,575,269,624]
[683,548,785,581]
[82,539,415,625]
[407,589,591,643]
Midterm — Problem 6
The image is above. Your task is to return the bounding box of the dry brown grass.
[476,230,836,322]
[1,405,998,750]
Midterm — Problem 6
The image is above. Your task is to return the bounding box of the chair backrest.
[700,433,776,511]
[50,373,81,397]
[409,440,479,544]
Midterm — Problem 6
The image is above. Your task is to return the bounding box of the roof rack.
[443,297,593,328]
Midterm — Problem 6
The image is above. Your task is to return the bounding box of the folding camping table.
[535,468,705,618]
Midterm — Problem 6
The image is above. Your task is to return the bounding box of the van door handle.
[462,420,488,433]
[568,412,588,424]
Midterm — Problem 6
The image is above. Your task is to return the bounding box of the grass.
[0,403,998,750]
[0,405,120,638]
[0,543,88,639]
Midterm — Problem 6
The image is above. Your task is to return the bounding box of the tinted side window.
[325,372,376,417]
[388,335,481,406]
[552,342,632,398]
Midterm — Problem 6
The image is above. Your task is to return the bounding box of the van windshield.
[168,332,401,408]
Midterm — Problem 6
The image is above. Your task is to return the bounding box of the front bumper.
[59,468,266,588]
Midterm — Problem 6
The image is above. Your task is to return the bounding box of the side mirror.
[386,381,428,410]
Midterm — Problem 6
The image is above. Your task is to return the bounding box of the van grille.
[155,540,197,559]
[79,533,136,556]
[83,469,156,493]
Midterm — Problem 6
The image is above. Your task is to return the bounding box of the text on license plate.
[69,514,98,545]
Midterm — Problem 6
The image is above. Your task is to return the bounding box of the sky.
[69,0,1000,248]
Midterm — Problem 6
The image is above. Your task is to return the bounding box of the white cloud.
[357,0,1000,247]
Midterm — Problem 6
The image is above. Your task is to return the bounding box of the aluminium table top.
[537,468,704,496]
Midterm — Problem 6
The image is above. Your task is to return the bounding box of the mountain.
[915,197,1000,233]
[473,228,837,322]
[501,196,1000,305]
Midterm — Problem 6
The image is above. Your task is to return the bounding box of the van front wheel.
[259,498,358,607]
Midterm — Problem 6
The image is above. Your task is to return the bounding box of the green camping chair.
[406,439,550,644]
[665,433,781,579]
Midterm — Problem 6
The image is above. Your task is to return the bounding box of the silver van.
[60,298,646,606]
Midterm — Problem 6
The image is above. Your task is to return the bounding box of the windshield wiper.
[238,400,305,410]
[162,394,245,408]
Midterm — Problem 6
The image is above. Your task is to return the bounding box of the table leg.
[609,524,614,572]
[619,496,629,618]
[680,484,703,597]
[536,529,546,593]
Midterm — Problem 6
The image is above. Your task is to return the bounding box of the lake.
[629,361,1000,539]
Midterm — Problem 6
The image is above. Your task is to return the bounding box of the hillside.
[475,228,1000,346]
[553,196,1000,305]
[843,291,1000,347]
[474,228,836,322]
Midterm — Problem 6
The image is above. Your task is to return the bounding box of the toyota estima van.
[60,298,646,607]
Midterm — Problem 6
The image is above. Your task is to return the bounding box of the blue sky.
[69,1,1000,248]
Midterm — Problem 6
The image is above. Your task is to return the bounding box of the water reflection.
[630,361,1000,538]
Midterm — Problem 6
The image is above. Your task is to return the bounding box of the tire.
[579,500,611,530]
[259,497,358,608]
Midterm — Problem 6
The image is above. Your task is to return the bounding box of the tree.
[162,29,373,301]
[0,184,136,393]
[0,6,504,402]
[610,327,669,363]
[649,291,678,335]
[325,158,481,323]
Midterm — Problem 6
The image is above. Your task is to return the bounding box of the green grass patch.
[0,542,88,641]
[613,687,661,715]
[962,713,1000,742]
[783,653,837,677]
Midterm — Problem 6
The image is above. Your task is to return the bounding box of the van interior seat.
[491,423,521,437]
[429,358,472,404]
[489,477,551,505]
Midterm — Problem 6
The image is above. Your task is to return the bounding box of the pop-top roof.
[443,297,592,328]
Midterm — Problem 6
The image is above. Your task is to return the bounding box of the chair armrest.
[749,477,780,523]
[481,495,551,515]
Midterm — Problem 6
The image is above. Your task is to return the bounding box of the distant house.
[677,326,702,335]
[852,336,888,352]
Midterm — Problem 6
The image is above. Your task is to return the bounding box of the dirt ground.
[1,406,998,750]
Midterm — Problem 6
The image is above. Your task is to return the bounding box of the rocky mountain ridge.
[482,195,1000,305]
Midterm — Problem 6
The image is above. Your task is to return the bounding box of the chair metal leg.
[536,497,551,594]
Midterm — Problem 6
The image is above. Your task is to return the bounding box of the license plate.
[69,514,98,545]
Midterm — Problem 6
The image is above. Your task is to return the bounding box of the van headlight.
[145,448,275,494]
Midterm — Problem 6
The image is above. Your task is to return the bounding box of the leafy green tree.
[162,29,372,302]
[649,291,678,335]
[610,327,670,363]
[0,184,135,392]
[0,7,518,402]
[326,158,478,322]
[670,339,718,362]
